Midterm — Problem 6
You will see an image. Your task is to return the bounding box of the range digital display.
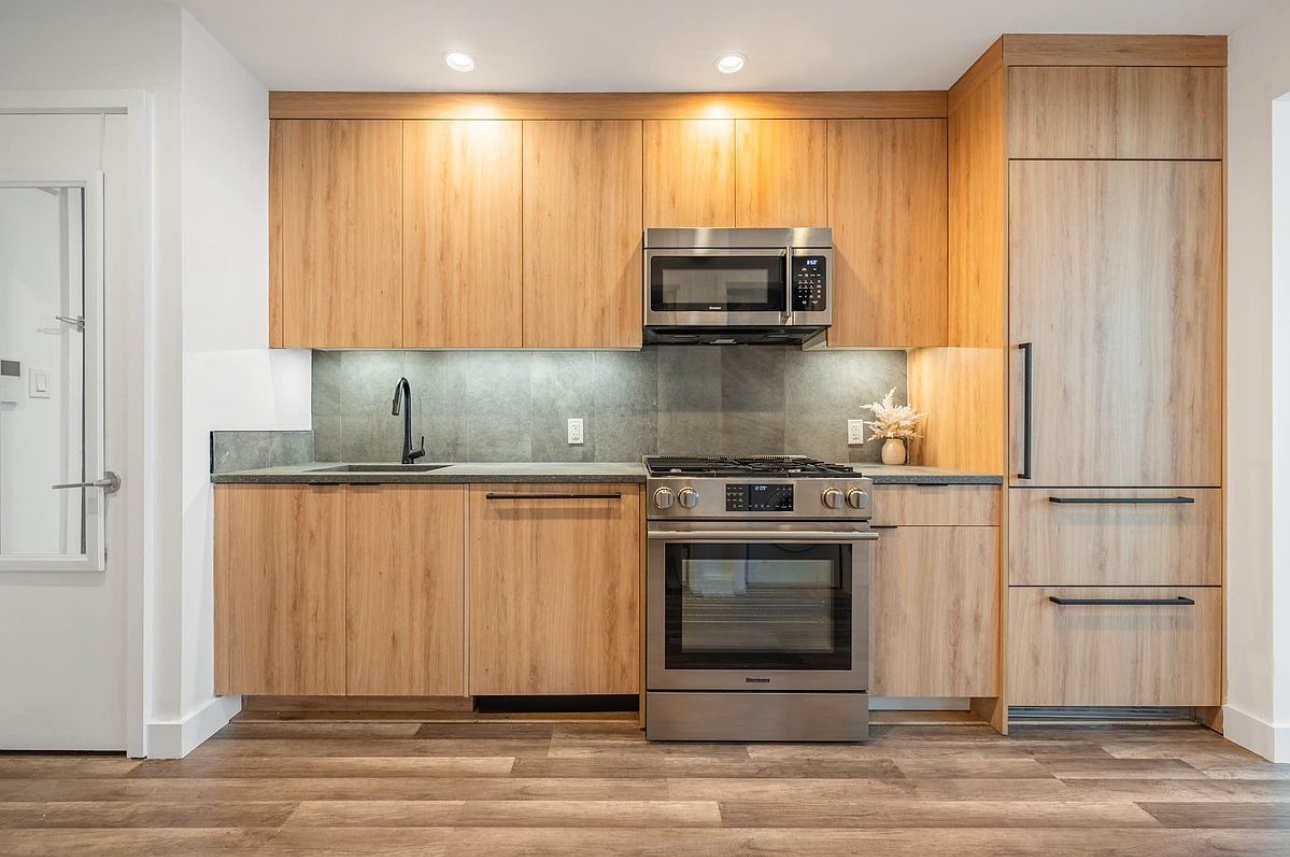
[725,483,795,512]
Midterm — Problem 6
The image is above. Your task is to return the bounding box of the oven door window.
[664,542,852,670]
[649,254,786,312]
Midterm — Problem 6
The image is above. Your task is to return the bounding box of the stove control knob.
[678,487,700,509]
[653,487,675,510]
[822,488,844,510]
[846,489,870,510]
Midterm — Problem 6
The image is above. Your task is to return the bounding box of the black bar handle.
[1049,497,1196,505]
[871,525,899,530]
[1049,596,1196,607]
[1018,342,1034,481]
[485,492,623,501]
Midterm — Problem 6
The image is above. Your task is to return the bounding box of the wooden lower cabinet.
[871,526,999,697]
[468,484,641,695]
[346,485,466,696]
[215,485,348,695]
[1007,586,1221,707]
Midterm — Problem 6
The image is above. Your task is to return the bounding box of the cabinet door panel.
[347,485,466,696]
[403,121,522,348]
[1009,586,1221,707]
[1009,67,1224,160]
[522,120,643,348]
[828,119,948,347]
[734,120,827,227]
[278,120,403,348]
[215,485,347,695]
[468,484,640,695]
[871,526,999,697]
[1009,161,1222,486]
[643,119,735,228]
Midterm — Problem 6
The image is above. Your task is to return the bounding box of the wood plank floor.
[2,719,1289,855]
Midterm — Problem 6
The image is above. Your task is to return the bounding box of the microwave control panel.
[725,483,795,512]
[791,255,828,312]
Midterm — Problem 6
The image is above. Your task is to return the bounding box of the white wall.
[176,11,311,733]
[1226,0,1290,763]
[0,0,311,757]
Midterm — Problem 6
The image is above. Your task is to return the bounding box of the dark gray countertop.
[210,461,1002,486]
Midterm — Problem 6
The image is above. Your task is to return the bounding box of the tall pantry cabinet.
[911,36,1226,729]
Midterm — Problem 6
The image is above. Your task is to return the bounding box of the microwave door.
[645,249,790,327]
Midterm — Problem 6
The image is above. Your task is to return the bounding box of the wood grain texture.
[346,485,467,696]
[734,120,828,227]
[277,120,403,348]
[1008,67,1225,160]
[522,120,643,348]
[269,91,950,121]
[642,119,736,228]
[403,121,523,348]
[1009,488,1222,587]
[948,68,1006,349]
[870,485,1000,528]
[268,120,284,348]
[215,485,347,696]
[467,484,641,695]
[1008,586,1222,707]
[826,120,948,348]
[1000,34,1227,68]
[871,527,999,697]
[1008,160,1223,487]
[906,348,1007,476]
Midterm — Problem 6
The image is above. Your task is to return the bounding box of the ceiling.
[175,0,1269,92]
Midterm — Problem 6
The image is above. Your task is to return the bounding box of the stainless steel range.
[644,456,875,742]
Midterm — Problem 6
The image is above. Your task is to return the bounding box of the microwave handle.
[784,247,794,324]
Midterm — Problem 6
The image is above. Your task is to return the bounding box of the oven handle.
[647,529,878,543]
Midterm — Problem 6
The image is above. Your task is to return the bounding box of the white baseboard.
[1223,703,1290,763]
[870,697,970,711]
[145,695,241,759]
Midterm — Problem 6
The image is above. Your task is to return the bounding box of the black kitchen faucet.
[391,377,426,465]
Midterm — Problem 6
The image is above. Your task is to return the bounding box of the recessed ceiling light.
[444,51,476,73]
[715,53,746,74]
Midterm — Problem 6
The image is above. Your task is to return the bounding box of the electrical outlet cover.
[567,418,584,445]
[847,419,866,445]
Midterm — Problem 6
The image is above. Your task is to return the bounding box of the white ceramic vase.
[881,437,907,465]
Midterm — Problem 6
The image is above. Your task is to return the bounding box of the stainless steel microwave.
[643,228,833,345]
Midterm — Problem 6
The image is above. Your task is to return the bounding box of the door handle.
[648,529,877,542]
[52,471,120,495]
[1048,496,1196,505]
[1017,342,1033,480]
[485,492,622,500]
[1048,595,1195,607]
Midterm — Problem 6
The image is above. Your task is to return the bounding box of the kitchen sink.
[309,463,451,473]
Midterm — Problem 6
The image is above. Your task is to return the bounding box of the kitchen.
[1,0,1288,853]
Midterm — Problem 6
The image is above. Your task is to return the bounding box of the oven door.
[644,248,789,327]
[646,521,873,692]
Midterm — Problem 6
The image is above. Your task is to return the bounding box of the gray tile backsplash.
[210,430,314,474]
[312,347,907,464]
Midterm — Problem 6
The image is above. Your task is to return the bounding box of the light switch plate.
[847,419,866,445]
[567,418,584,445]
[29,368,51,399]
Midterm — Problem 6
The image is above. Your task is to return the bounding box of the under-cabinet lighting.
[444,51,477,73]
[715,53,746,74]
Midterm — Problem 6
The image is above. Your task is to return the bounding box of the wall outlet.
[847,419,866,445]
[567,418,585,445]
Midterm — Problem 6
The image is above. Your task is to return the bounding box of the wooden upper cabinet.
[522,120,643,348]
[734,119,827,226]
[1008,66,1225,160]
[827,119,948,348]
[643,119,736,228]
[403,121,523,348]
[214,485,347,696]
[346,485,467,696]
[1009,160,1223,487]
[276,120,403,348]
[467,484,640,695]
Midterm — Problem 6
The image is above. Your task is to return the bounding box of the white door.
[0,113,128,750]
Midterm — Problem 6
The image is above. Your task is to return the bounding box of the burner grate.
[645,455,855,478]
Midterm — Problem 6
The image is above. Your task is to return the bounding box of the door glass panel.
[664,542,852,670]
[650,254,786,311]
[0,187,86,557]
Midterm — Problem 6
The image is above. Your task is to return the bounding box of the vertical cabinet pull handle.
[1017,342,1034,481]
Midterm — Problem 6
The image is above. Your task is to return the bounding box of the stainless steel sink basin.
[309,464,451,473]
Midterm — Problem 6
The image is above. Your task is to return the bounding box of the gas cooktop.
[644,455,858,478]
